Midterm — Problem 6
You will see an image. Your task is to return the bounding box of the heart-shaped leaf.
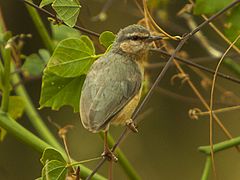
[39,71,85,112]
[52,0,81,27]
[51,24,81,42]
[47,36,96,78]
[41,148,65,165]
[22,49,50,77]
[99,31,116,48]
[41,160,67,180]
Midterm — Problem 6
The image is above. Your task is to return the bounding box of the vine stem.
[201,156,212,180]
[0,45,11,112]
[25,0,54,53]
[199,135,240,154]
[0,112,106,180]
[0,4,62,150]
[11,56,63,151]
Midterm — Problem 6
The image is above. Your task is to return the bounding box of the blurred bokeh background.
[0,0,240,179]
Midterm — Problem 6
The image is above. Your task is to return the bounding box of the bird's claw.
[126,119,138,133]
[101,150,118,162]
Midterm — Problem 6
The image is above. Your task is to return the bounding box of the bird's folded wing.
[80,58,142,131]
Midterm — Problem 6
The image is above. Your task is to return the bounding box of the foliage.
[194,0,233,15]
[39,148,68,180]
[39,72,85,112]
[99,31,116,48]
[39,35,103,112]
[52,0,81,27]
[51,24,81,43]
[22,49,50,77]
[46,36,95,78]
[40,0,54,8]
[194,0,240,47]
[40,0,81,27]
[224,5,240,47]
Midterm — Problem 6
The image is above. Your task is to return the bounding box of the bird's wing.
[80,54,142,132]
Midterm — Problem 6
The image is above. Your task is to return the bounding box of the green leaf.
[39,49,51,64]
[8,96,25,119]
[99,31,116,48]
[41,160,67,180]
[194,0,233,15]
[224,5,240,47]
[41,148,65,165]
[52,0,81,27]
[22,49,50,77]
[47,36,96,78]
[39,0,54,8]
[39,148,68,180]
[51,24,81,42]
[39,71,85,112]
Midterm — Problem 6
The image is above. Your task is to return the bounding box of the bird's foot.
[126,119,138,133]
[101,149,118,162]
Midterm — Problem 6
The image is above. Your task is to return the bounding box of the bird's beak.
[146,35,163,42]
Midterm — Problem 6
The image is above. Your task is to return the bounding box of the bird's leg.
[126,118,138,133]
[101,131,118,162]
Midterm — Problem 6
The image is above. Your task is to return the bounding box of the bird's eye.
[129,35,140,40]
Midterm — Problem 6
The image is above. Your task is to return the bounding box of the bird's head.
[112,24,162,55]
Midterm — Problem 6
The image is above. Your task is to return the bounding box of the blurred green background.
[1,0,240,179]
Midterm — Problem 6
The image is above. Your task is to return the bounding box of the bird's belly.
[111,90,141,125]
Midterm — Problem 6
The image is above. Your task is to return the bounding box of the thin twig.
[20,0,100,37]
[209,34,240,179]
[150,48,240,85]
[195,105,240,117]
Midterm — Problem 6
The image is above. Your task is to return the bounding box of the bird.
[80,24,162,160]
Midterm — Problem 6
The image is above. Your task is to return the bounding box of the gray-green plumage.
[80,25,155,133]
[80,51,143,132]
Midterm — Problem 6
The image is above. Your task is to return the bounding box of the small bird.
[80,24,162,160]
